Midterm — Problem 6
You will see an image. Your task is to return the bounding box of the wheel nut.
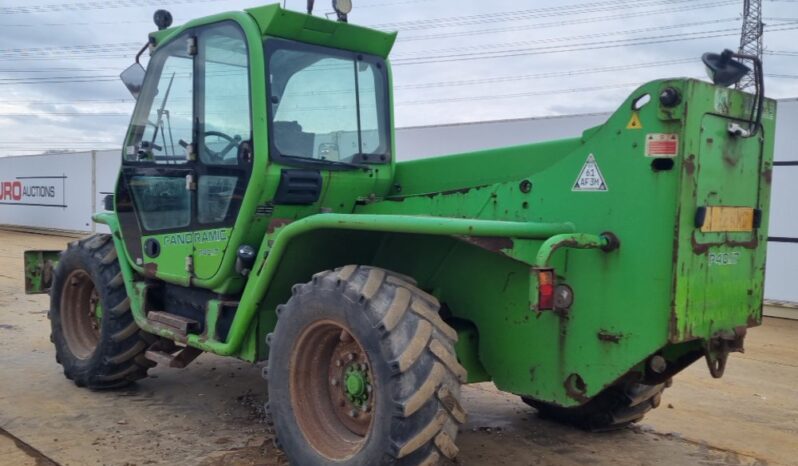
[330,378,338,386]
[364,404,371,413]
[366,384,372,393]
[335,359,342,367]
[349,409,358,418]
[347,352,356,362]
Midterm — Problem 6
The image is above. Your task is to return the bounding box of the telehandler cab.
[24,2,775,465]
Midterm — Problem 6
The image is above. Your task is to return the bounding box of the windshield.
[266,39,390,166]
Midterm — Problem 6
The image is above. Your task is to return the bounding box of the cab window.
[266,39,390,167]
[125,37,194,164]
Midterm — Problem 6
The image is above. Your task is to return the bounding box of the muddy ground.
[0,229,796,466]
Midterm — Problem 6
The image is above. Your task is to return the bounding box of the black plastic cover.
[273,169,322,205]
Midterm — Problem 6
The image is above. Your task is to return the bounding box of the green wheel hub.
[344,365,370,405]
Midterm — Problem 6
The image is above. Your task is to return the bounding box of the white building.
[2,98,796,312]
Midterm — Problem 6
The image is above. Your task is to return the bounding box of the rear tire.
[50,234,154,389]
[522,381,667,432]
[266,265,467,466]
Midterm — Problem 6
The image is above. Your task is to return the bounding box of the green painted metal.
[66,3,778,410]
[534,233,611,268]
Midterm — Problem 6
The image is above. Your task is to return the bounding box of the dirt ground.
[0,229,796,466]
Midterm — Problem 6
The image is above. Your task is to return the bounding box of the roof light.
[332,0,352,22]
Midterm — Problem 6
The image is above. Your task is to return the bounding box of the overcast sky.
[0,0,796,156]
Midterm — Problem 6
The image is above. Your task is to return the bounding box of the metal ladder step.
[147,311,201,336]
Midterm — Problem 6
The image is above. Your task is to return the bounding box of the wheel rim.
[60,269,102,359]
[290,320,374,460]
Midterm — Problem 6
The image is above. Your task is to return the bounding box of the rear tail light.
[537,269,555,310]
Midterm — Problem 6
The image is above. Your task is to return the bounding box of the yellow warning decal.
[701,207,755,233]
[626,112,643,129]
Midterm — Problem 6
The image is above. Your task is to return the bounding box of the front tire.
[267,266,466,466]
[50,234,154,389]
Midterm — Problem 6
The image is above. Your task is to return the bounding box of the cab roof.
[149,3,397,59]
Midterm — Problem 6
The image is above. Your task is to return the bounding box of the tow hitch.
[705,326,747,378]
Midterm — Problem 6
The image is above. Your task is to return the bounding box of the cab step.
[147,311,201,335]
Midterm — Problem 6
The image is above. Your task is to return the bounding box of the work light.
[333,0,352,21]
[701,49,750,87]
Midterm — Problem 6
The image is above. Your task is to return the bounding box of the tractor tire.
[49,234,154,389]
[266,265,467,466]
[522,381,668,432]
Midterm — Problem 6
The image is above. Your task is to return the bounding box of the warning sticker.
[626,112,643,129]
[572,154,608,192]
[645,133,679,157]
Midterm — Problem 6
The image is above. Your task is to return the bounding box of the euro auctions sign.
[0,176,67,207]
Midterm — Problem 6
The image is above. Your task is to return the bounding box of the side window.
[197,175,237,223]
[357,63,381,155]
[266,40,390,166]
[199,24,251,166]
[127,38,194,164]
[273,56,358,161]
[129,176,192,230]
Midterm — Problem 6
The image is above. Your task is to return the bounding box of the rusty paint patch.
[763,167,772,184]
[142,262,158,278]
[563,373,589,403]
[385,184,490,202]
[267,218,292,234]
[690,231,758,255]
[597,329,623,343]
[432,184,489,197]
[683,154,696,175]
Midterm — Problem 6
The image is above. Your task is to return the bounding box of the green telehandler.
[24,2,775,465]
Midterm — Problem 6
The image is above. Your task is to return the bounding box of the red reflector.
[538,269,554,310]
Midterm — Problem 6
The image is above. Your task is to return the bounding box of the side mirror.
[120,63,146,99]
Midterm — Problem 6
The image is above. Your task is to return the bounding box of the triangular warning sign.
[572,154,608,192]
[626,112,643,129]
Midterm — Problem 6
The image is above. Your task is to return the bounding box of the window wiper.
[281,154,370,170]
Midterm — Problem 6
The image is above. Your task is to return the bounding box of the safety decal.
[573,154,608,192]
[626,112,643,129]
[645,133,679,157]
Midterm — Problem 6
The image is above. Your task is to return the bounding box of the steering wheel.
[203,131,241,163]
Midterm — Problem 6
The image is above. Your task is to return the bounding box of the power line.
[397,58,697,90]
[766,50,798,56]
[398,1,740,42]
[372,0,703,30]
[392,18,741,57]
[396,81,690,106]
[0,42,139,58]
[0,0,228,15]
[392,23,798,66]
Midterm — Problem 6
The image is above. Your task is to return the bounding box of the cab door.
[116,21,251,285]
[192,22,252,280]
